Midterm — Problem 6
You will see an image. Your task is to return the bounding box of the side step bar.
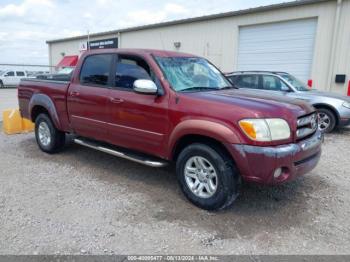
[74,138,168,168]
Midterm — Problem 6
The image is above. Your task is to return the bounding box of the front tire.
[176,143,240,210]
[317,108,336,133]
[35,113,65,153]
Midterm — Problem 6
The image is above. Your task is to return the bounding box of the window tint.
[6,71,14,76]
[234,75,259,89]
[16,71,25,76]
[115,57,151,89]
[262,75,289,91]
[80,54,112,86]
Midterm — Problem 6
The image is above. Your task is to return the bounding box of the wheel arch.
[169,119,242,162]
[172,134,233,162]
[29,94,61,129]
[313,103,340,126]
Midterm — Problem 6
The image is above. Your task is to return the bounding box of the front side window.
[278,73,309,91]
[80,54,112,86]
[234,75,259,89]
[16,71,25,76]
[262,75,289,91]
[155,56,231,92]
[115,57,151,89]
[5,71,14,77]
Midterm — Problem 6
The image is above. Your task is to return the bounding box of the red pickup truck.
[18,49,322,210]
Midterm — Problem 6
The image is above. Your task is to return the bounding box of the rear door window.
[234,75,259,89]
[80,54,113,86]
[16,71,25,76]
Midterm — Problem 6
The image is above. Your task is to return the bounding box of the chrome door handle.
[70,91,80,97]
[110,97,124,104]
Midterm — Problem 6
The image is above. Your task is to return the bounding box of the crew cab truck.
[18,49,323,210]
[1,70,28,88]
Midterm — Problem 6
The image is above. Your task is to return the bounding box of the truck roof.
[83,48,197,58]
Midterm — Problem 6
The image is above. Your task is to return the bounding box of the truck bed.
[18,78,71,131]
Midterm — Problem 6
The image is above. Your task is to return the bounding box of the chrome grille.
[296,113,318,139]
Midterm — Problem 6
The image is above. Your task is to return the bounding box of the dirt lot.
[0,125,350,255]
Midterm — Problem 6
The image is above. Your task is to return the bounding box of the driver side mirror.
[133,79,158,95]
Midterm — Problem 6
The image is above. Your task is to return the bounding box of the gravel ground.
[0,125,350,255]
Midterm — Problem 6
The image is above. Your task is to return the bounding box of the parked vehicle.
[226,71,350,133]
[18,49,323,210]
[0,70,28,88]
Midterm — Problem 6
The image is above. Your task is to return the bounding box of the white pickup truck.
[0,70,28,88]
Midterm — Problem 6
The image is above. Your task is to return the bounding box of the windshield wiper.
[219,85,237,90]
[179,87,219,92]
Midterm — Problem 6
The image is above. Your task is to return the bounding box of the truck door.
[107,54,169,157]
[67,53,113,141]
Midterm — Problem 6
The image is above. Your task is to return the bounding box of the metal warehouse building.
[47,0,350,95]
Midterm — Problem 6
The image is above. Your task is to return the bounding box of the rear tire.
[176,143,240,211]
[35,113,65,154]
[317,108,336,133]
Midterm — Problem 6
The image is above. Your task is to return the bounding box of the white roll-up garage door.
[237,19,317,82]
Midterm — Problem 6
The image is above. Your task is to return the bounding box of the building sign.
[79,41,88,51]
[88,38,118,49]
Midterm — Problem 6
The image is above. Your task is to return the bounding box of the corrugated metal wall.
[48,0,350,94]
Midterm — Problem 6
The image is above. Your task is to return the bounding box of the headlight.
[343,101,350,109]
[239,118,291,142]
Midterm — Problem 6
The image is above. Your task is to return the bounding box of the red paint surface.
[18,48,321,184]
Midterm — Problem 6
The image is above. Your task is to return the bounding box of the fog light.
[273,168,283,179]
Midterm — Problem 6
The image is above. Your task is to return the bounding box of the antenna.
[87,30,90,50]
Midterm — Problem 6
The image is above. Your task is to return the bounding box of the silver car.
[226,71,350,133]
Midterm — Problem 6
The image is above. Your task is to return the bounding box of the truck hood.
[188,88,315,118]
[300,90,350,102]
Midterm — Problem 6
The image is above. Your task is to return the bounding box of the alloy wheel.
[318,112,331,132]
[184,156,218,199]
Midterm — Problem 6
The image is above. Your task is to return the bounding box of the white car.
[0,70,28,88]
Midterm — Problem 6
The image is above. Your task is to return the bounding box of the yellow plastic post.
[21,118,35,133]
[2,109,23,135]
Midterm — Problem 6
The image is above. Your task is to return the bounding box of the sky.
[0,0,287,65]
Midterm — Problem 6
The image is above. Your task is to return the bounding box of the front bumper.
[229,131,323,185]
[338,106,350,127]
[339,118,350,127]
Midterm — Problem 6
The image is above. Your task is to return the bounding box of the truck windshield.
[155,56,232,92]
[278,73,310,91]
